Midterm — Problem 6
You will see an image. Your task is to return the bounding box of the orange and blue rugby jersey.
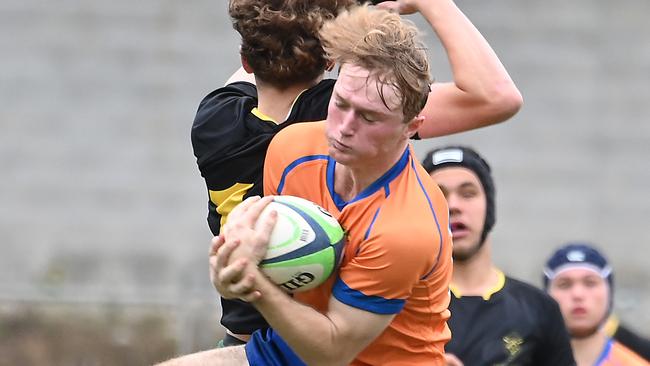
[261,121,453,366]
[598,339,649,366]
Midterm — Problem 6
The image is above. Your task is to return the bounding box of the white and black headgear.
[422,146,496,245]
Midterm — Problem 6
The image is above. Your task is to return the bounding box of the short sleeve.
[333,229,438,314]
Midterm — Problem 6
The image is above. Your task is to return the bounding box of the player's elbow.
[487,82,524,123]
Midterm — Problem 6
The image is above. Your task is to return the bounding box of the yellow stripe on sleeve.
[209,182,254,227]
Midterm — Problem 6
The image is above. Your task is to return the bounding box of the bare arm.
[154,346,248,366]
[214,197,394,366]
[249,270,394,366]
[378,0,523,138]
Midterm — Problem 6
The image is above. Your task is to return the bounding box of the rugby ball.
[256,195,345,293]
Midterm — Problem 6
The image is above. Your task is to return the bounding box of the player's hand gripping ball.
[256,196,345,292]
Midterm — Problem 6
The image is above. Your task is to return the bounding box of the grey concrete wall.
[1,0,648,350]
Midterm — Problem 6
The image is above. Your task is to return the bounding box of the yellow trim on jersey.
[209,182,254,227]
[604,314,620,337]
[449,269,506,300]
[250,88,309,124]
[287,89,308,116]
[251,107,277,123]
[483,270,506,300]
[449,283,461,298]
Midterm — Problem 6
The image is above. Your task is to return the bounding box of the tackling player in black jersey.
[192,0,523,347]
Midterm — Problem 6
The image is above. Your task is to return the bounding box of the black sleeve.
[221,298,269,335]
[191,82,264,235]
[192,82,257,164]
[614,324,650,361]
[538,295,576,365]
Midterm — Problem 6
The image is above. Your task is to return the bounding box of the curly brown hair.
[320,5,432,122]
[229,0,355,89]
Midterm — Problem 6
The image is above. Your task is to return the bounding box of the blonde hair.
[320,5,431,121]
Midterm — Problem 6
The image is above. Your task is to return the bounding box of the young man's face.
[326,64,418,169]
[548,268,609,338]
[430,167,487,261]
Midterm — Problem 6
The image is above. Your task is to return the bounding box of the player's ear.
[405,115,424,138]
[325,59,335,72]
[240,54,254,74]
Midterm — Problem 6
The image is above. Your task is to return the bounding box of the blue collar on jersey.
[327,147,411,211]
[594,338,614,366]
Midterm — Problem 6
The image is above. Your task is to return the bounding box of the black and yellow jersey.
[191,79,334,334]
[192,79,335,237]
[446,272,575,366]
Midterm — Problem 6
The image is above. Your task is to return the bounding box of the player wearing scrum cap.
[424,146,574,366]
[544,243,649,365]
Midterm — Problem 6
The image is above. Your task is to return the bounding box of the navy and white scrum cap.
[543,242,613,289]
[422,146,496,244]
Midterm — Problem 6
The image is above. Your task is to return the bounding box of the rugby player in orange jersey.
[160,3,463,365]
[194,0,521,347]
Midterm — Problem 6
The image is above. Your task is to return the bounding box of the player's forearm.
[155,346,248,366]
[249,273,355,366]
[421,0,522,119]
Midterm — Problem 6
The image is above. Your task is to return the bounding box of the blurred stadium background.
[1,0,648,364]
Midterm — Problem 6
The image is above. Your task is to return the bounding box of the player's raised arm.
[377,0,523,138]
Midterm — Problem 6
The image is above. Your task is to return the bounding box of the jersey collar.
[250,88,310,124]
[450,269,506,301]
[326,147,411,212]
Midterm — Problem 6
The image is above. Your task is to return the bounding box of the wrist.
[249,268,284,305]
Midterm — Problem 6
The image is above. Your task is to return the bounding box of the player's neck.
[256,77,321,124]
[451,242,499,296]
[571,328,608,366]
[333,144,408,202]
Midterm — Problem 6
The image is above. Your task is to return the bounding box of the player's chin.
[451,241,481,262]
[568,323,600,338]
[328,147,355,165]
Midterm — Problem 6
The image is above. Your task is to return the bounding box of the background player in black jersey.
[192,0,523,346]
[424,146,575,366]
